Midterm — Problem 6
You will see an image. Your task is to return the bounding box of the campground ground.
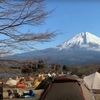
[3,87,43,100]
[2,80,100,100]
[3,88,100,100]
[1,72,100,100]
[2,84,100,100]
[95,94,100,100]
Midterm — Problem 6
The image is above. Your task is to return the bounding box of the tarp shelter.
[83,72,100,90]
[6,78,17,86]
[39,75,95,100]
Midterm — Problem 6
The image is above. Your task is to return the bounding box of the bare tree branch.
[0,0,58,56]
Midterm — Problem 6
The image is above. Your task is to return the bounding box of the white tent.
[83,72,100,90]
[6,78,17,86]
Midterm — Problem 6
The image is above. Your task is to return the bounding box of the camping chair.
[13,89,20,98]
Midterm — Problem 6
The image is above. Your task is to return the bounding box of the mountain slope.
[4,32,100,65]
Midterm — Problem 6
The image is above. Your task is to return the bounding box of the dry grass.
[94,94,100,100]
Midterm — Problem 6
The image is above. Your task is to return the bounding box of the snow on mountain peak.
[57,32,100,51]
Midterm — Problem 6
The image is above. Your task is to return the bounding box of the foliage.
[50,63,62,74]
[63,63,100,77]
[21,59,47,75]
[37,60,45,69]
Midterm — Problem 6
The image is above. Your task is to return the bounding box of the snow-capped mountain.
[4,32,100,65]
[57,32,100,51]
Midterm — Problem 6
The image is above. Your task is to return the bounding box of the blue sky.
[2,0,100,54]
[30,0,100,49]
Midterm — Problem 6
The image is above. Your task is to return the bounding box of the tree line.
[21,60,100,77]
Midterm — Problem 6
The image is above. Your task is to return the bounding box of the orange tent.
[17,83,26,88]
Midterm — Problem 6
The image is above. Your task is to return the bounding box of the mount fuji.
[6,32,100,65]
[56,32,100,51]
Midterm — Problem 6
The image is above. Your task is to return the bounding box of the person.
[7,90,13,99]
[13,88,20,98]
[17,77,26,88]
[19,77,25,83]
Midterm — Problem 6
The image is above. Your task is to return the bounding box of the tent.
[6,78,17,86]
[39,75,95,100]
[33,80,41,89]
[83,72,100,90]
[35,77,53,90]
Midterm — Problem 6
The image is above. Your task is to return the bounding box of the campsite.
[1,57,100,100]
[0,72,100,100]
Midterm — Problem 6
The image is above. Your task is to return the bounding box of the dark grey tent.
[39,75,95,100]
